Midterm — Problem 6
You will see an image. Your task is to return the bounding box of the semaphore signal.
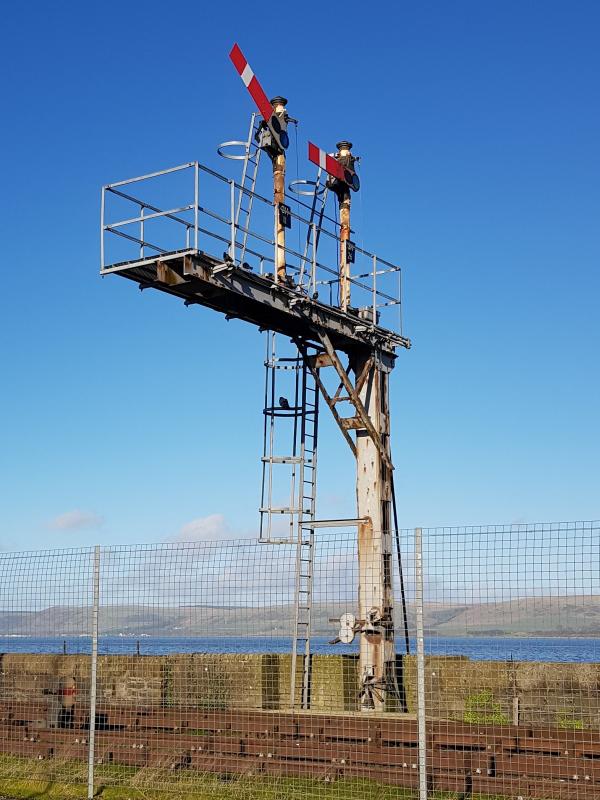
[308,141,360,312]
[229,43,289,153]
[229,42,290,282]
[308,141,360,192]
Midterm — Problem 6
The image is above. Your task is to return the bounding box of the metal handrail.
[105,163,400,271]
[107,204,195,230]
[105,162,195,189]
[101,159,403,331]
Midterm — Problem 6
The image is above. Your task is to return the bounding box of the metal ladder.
[219,112,262,265]
[259,333,319,708]
[296,168,329,292]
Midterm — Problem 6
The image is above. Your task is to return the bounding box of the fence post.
[87,545,100,800]
[415,527,427,800]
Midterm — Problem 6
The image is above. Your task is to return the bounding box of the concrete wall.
[1,652,599,728]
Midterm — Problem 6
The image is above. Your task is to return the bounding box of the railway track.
[0,701,598,798]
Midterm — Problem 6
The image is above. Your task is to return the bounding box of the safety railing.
[101,160,404,336]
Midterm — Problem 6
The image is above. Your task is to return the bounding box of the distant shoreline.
[0,635,598,663]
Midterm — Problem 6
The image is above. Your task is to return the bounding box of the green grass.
[463,690,509,725]
[556,714,585,730]
[0,754,508,800]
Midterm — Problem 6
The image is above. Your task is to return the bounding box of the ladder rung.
[261,456,302,464]
[259,507,302,514]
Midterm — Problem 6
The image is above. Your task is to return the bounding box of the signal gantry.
[100,43,411,712]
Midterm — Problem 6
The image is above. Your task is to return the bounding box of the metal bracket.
[156,261,186,286]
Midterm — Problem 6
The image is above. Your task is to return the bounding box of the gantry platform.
[101,249,411,360]
[100,159,411,361]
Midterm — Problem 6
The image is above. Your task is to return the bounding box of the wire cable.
[391,469,411,655]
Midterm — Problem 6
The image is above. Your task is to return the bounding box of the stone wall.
[402,655,600,729]
[1,652,599,728]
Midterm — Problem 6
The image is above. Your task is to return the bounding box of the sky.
[0,0,598,552]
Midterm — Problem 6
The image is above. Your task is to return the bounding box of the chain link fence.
[0,522,597,799]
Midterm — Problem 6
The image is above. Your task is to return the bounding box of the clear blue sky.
[0,1,598,551]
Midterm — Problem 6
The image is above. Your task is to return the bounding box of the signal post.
[269,96,288,283]
[354,353,396,710]
[313,141,395,709]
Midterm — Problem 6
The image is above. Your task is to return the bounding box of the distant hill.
[0,596,598,638]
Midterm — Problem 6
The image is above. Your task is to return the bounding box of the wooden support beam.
[340,416,367,430]
[308,353,333,369]
[317,331,393,472]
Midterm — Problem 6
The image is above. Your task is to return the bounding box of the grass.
[463,691,509,725]
[556,714,585,730]
[0,754,510,800]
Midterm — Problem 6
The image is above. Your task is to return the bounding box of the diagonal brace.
[317,332,394,472]
[295,341,357,458]
[354,356,374,397]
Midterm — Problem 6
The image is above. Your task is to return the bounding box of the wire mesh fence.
[417,521,600,800]
[0,522,597,799]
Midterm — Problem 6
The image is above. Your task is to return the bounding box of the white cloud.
[172,514,233,543]
[49,509,104,531]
